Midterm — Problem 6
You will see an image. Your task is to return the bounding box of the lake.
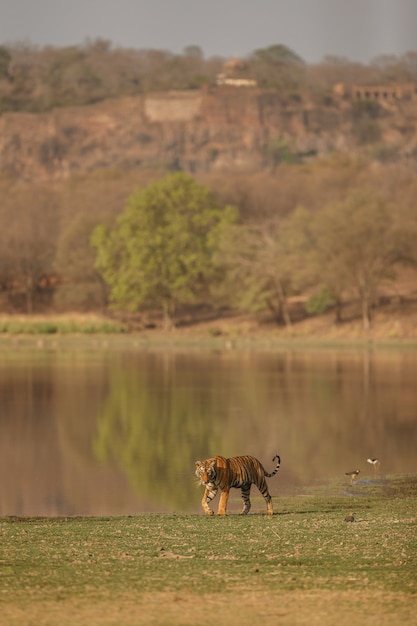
[1,339,416,516]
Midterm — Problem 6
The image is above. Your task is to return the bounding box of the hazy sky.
[1,0,416,64]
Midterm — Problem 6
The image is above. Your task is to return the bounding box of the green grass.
[0,315,127,335]
[0,476,416,625]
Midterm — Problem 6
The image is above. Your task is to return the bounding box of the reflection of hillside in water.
[225,350,417,486]
[0,353,139,516]
[0,347,416,515]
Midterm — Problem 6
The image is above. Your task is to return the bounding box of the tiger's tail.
[264,454,281,477]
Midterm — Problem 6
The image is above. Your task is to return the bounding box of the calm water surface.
[1,340,416,516]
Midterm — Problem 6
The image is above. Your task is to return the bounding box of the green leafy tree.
[248,44,306,90]
[91,173,237,327]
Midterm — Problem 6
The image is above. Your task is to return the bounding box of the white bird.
[367,458,381,476]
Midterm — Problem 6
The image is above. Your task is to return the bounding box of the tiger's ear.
[195,461,201,467]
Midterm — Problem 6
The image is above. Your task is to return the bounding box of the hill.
[0,83,416,336]
[1,84,417,181]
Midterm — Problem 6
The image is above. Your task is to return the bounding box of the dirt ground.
[127,267,417,343]
[2,590,415,626]
[138,295,417,345]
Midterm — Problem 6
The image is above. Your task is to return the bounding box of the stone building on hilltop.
[216,58,257,88]
[333,82,417,101]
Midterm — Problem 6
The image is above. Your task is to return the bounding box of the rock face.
[0,85,415,181]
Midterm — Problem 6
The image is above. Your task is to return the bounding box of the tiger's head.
[195,459,217,486]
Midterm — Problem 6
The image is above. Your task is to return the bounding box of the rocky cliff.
[1,85,416,181]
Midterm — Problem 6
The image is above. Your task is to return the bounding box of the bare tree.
[54,212,108,311]
[312,189,413,330]
[0,185,59,313]
[215,208,312,327]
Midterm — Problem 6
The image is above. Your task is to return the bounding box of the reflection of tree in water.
[92,349,417,509]
[93,353,238,510]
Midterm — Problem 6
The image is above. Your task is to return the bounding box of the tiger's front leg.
[217,487,230,515]
[202,485,218,516]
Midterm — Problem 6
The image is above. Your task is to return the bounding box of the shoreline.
[0,309,417,350]
[1,333,417,351]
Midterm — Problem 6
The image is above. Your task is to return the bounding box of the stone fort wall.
[144,91,202,122]
[333,82,417,100]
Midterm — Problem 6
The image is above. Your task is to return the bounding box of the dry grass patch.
[1,591,415,626]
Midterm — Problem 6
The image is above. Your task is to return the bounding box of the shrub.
[305,288,337,315]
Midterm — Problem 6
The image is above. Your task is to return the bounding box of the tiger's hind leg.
[258,478,274,515]
[240,484,251,514]
[265,493,273,515]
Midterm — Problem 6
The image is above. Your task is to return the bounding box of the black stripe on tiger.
[195,453,281,516]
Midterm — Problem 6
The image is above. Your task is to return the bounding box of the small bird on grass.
[344,512,355,522]
[345,469,360,486]
[367,458,381,476]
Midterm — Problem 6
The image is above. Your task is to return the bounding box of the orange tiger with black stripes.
[195,454,281,515]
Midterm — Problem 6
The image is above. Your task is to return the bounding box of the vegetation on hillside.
[0,39,416,331]
[0,39,416,112]
[0,157,416,330]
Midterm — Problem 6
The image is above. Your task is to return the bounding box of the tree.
[248,44,306,90]
[54,213,108,311]
[215,208,312,327]
[183,45,203,60]
[312,190,413,330]
[0,184,59,313]
[91,172,237,327]
[0,46,11,80]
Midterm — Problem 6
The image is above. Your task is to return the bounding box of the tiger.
[195,454,281,515]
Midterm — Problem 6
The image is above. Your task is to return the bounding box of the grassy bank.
[1,309,417,350]
[0,314,127,335]
[1,476,416,626]
[1,321,417,354]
